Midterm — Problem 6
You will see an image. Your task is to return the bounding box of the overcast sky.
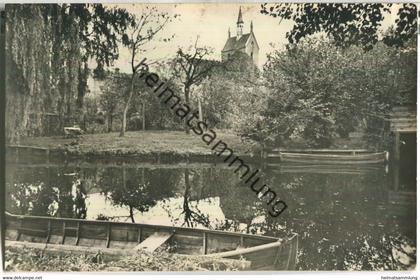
[107,3,400,73]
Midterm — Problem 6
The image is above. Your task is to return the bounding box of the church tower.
[221,7,260,66]
[236,7,244,39]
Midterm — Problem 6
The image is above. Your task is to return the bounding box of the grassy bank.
[15,130,258,157]
[11,130,368,160]
[4,246,249,272]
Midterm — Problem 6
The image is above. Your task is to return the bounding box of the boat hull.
[277,151,388,165]
[5,212,298,270]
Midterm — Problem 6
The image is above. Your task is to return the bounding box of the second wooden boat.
[5,212,298,271]
[269,149,389,165]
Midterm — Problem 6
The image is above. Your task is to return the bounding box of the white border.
[0,1,419,279]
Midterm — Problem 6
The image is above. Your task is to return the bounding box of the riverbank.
[4,245,249,272]
[9,130,369,163]
[12,130,258,158]
[14,131,257,155]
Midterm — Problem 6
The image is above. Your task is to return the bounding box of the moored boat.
[268,149,388,164]
[5,212,298,271]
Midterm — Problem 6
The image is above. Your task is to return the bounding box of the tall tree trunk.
[6,5,54,142]
[198,97,203,122]
[142,102,146,130]
[77,62,89,130]
[184,86,190,134]
[120,75,135,137]
[183,169,192,226]
[129,206,135,223]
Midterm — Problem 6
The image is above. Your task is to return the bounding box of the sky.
[107,3,294,71]
[106,3,401,72]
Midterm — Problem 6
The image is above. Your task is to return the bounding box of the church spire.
[250,21,253,33]
[228,27,231,38]
[236,7,244,39]
[237,6,244,24]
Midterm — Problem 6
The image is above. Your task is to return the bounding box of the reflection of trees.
[6,164,416,270]
[99,167,178,223]
[181,169,210,228]
[73,179,87,219]
[255,170,416,270]
[6,166,55,215]
[175,167,266,232]
[50,169,86,219]
[6,166,88,219]
[342,233,416,270]
[215,172,265,234]
[6,182,57,216]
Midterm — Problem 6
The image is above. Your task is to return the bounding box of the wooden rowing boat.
[268,149,388,164]
[268,163,386,175]
[5,212,298,271]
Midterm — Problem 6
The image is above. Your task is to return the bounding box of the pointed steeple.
[228,28,231,38]
[236,7,244,39]
[250,21,253,33]
[237,6,244,24]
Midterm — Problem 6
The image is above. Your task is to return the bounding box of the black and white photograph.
[1,2,417,274]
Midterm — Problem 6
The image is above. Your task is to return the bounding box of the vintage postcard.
[1,2,417,275]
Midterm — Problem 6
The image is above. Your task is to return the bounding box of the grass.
[14,130,366,159]
[4,246,249,272]
[17,130,259,157]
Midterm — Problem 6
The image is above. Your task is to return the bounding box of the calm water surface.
[5,156,416,270]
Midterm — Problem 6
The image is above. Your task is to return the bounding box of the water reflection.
[5,161,416,270]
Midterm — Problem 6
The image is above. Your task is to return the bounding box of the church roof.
[221,33,251,53]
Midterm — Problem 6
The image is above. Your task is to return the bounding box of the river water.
[5,155,416,270]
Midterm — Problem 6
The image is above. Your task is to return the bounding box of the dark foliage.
[260,3,417,50]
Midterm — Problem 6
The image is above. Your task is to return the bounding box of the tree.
[260,36,416,148]
[172,38,215,133]
[193,52,260,129]
[260,3,417,50]
[54,4,133,128]
[99,70,129,132]
[5,4,133,142]
[119,6,175,137]
[230,80,271,151]
[45,4,133,130]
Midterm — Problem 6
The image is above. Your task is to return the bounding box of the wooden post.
[202,232,207,255]
[137,227,142,243]
[106,224,111,248]
[142,168,145,185]
[393,162,400,191]
[61,222,66,244]
[75,222,80,246]
[15,147,19,164]
[122,166,126,190]
[16,218,23,241]
[45,220,52,244]
[394,131,400,161]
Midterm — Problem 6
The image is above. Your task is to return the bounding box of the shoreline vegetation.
[9,130,366,159]
[11,130,258,159]
[5,245,249,272]
[8,130,261,162]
